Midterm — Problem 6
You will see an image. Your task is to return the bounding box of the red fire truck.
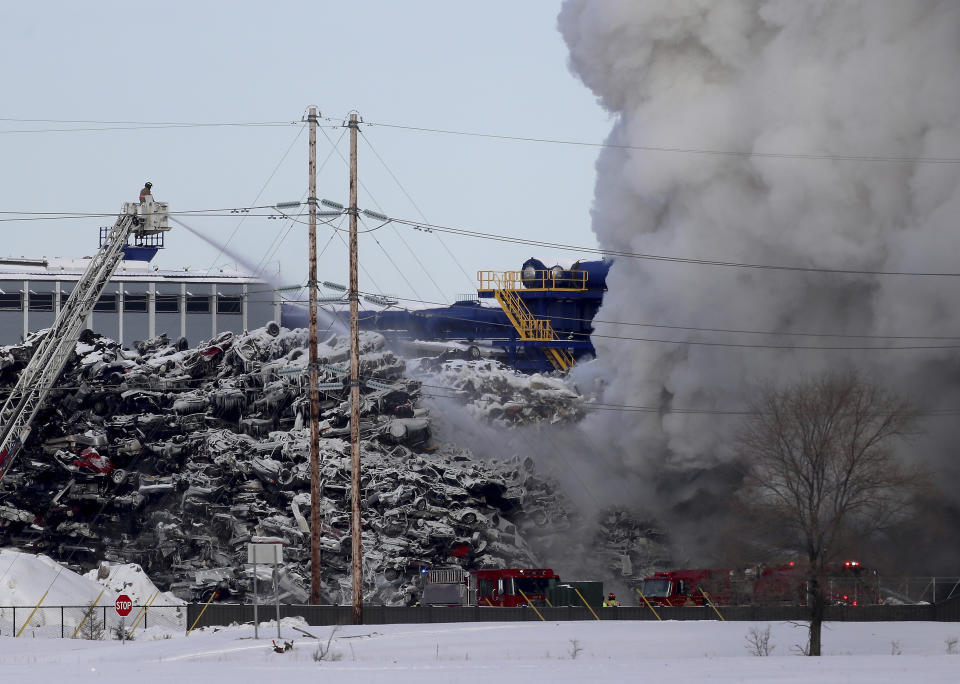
[420,567,560,607]
[639,561,880,607]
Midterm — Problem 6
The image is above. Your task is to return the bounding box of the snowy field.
[0,618,957,683]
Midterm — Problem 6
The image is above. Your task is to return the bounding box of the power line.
[359,129,475,291]
[321,289,960,342]
[365,120,960,165]
[338,292,960,351]
[388,217,960,278]
[316,124,448,304]
[8,203,960,280]
[0,122,317,134]
[0,117,297,126]
[209,120,308,271]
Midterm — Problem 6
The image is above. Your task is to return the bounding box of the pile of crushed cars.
[0,325,583,605]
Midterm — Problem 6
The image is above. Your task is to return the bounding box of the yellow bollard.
[128,590,159,637]
[186,590,219,636]
[516,588,545,622]
[635,589,662,621]
[572,587,600,621]
[700,589,725,621]
[71,588,106,639]
[17,588,51,637]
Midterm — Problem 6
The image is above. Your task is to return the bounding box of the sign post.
[115,594,133,617]
[247,541,284,640]
[115,594,132,644]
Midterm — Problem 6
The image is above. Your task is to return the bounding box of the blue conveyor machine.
[281,257,610,373]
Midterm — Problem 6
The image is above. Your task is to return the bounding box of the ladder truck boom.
[0,195,170,483]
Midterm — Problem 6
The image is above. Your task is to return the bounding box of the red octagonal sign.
[115,594,133,617]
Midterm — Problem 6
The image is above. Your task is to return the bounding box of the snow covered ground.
[0,618,957,683]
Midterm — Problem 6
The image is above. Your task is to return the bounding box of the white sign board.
[247,543,283,565]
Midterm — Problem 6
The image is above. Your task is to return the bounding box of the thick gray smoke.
[559,1,960,568]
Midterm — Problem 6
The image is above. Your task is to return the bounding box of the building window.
[28,293,54,312]
[217,295,242,314]
[0,293,22,311]
[123,293,148,312]
[94,294,117,312]
[59,291,72,308]
[156,294,180,313]
[186,295,210,313]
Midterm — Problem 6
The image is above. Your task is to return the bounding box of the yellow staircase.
[482,272,576,372]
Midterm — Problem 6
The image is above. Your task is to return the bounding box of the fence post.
[61,607,64,639]
[145,605,148,631]
[12,607,15,637]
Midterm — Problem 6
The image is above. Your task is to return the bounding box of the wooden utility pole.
[307,106,323,604]
[348,112,363,625]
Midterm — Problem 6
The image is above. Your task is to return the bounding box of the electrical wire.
[359,129,474,292]
[208,119,308,271]
[290,291,960,351]
[389,217,960,278]
[7,202,960,281]
[365,120,960,165]
[317,123,449,304]
[254,126,351,276]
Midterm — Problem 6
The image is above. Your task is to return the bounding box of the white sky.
[0,1,610,308]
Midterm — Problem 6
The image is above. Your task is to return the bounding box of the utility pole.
[348,112,363,625]
[307,106,323,604]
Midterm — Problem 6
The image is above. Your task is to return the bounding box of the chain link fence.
[3,585,957,638]
[0,604,186,639]
[881,577,960,604]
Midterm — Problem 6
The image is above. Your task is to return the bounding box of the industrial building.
[0,256,278,347]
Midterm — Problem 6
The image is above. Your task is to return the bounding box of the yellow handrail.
[481,270,577,371]
[572,587,600,621]
[71,588,106,639]
[186,590,219,636]
[635,589,662,621]
[128,590,160,637]
[477,270,588,292]
[17,588,50,637]
[516,588,546,622]
[700,589,725,621]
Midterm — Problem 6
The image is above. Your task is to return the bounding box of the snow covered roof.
[0,256,266,284]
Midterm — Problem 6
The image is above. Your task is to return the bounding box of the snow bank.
[0,548,102,606]
[84,562,185,607]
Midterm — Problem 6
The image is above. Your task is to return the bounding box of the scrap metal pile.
[411,357,585,426]
[0,326,580,605]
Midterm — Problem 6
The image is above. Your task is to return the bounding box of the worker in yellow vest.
[602,592,619,607]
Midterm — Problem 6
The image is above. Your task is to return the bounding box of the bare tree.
[737,370,920,656]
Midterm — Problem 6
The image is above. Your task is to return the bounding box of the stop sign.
[115,594,133,617]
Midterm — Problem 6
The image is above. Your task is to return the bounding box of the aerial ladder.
[0,193,170,484]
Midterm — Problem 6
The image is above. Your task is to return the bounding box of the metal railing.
[881,577,960,604]
[477,271,575,371]
[477,270,588,292]
[1,596,958,638]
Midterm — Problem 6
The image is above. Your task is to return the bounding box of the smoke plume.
[558,1,960,569]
